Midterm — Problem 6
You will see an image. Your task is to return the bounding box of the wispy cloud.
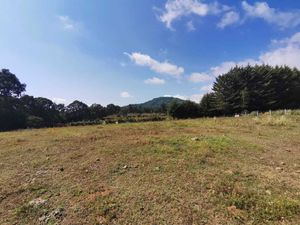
[164,94,204,103]
[144,77,166,85]
[120,91,133,98]
[188,72,213,83]
[186,20,196,31]
[159,0,230,30]
[189,94,204,103]
[57,15,79,31]
[200,84,213,92]
[52,98,67,104]
[218,11,240,28]
[242,1,300,29]
[125,52,184,78]
[205,32,300,77]
[164,94,187,100]
[158,1,300,30]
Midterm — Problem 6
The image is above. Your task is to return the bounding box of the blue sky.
[1,0,300,106]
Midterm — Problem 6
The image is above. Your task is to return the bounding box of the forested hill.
[127,97,184,110]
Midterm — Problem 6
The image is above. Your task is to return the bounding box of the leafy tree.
[65,100,90,122]
[89,104,105,120]
[33,97,61,126]
[200,93,219,116]
[167,100,180,117]
[211,65,300,114]
[106,104,121,115]
[169,101,200,119]
[0,96,26,131]
[0,69,26,97]
[26,116,44,128]
[160,103,168,114]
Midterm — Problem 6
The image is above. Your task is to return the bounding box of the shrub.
[26,116,45,128]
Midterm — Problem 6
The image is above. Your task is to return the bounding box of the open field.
[0,115,300,225]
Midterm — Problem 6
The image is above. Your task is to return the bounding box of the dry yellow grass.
[0,115,300,224]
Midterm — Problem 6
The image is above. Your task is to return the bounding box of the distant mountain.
[120,97,185,113]
[138,97,185,110]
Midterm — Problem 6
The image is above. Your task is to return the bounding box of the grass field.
[1,115,300,225]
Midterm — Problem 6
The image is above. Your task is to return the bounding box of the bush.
[26,116,45,128]
[169,101,201,119]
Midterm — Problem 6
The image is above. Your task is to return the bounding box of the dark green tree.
[66,101,90,122]
[0,69,26,97]
[89,104,105,120]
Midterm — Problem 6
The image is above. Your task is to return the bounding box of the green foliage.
[200,93,220,116]
[211,65,300,114]
[168,101,201,119]
[26,116,45,128]
[0,96,27,131]
[0,69,26,97]
[65,100,90,122]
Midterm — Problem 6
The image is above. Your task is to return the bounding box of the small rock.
[97,216,107,225]
[275,167,283,171]
[59,167,64,172]
[280,162,286,166]
[123,165,128,169]
[265,190,272,195]
[96,158,100,162]
[154,167,160,171]
[30,178,36,184]
[29,198,47,206]
[225,170,234,175]
[191,137,200,141]
[227,205,245,218]
[39,215,50,223]
[52,207,64,219]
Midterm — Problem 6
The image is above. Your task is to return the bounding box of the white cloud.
[259,32,300,68]
[242,1,300,28]
[189,94,203,103]
[52,98,66,104]
[200,84,213,92]
[218,11,240,28]
[120,91,133,98]
[125,52,184,78]
[210,61,236,77]
[144,77,166,85]
[164,94,187,100]
[120,62,127,67]
[186,20,196,31]
[57,15,78,31]
[174,94,187,100]
[164,94,203,103]
[188,72,213,83]
[159,0,229,29]
[210,59,261,76]
[208,32,300,76]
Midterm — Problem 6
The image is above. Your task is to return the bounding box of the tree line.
[169,65,300,118]
[1,65,300,131]
[0,69,170,131]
